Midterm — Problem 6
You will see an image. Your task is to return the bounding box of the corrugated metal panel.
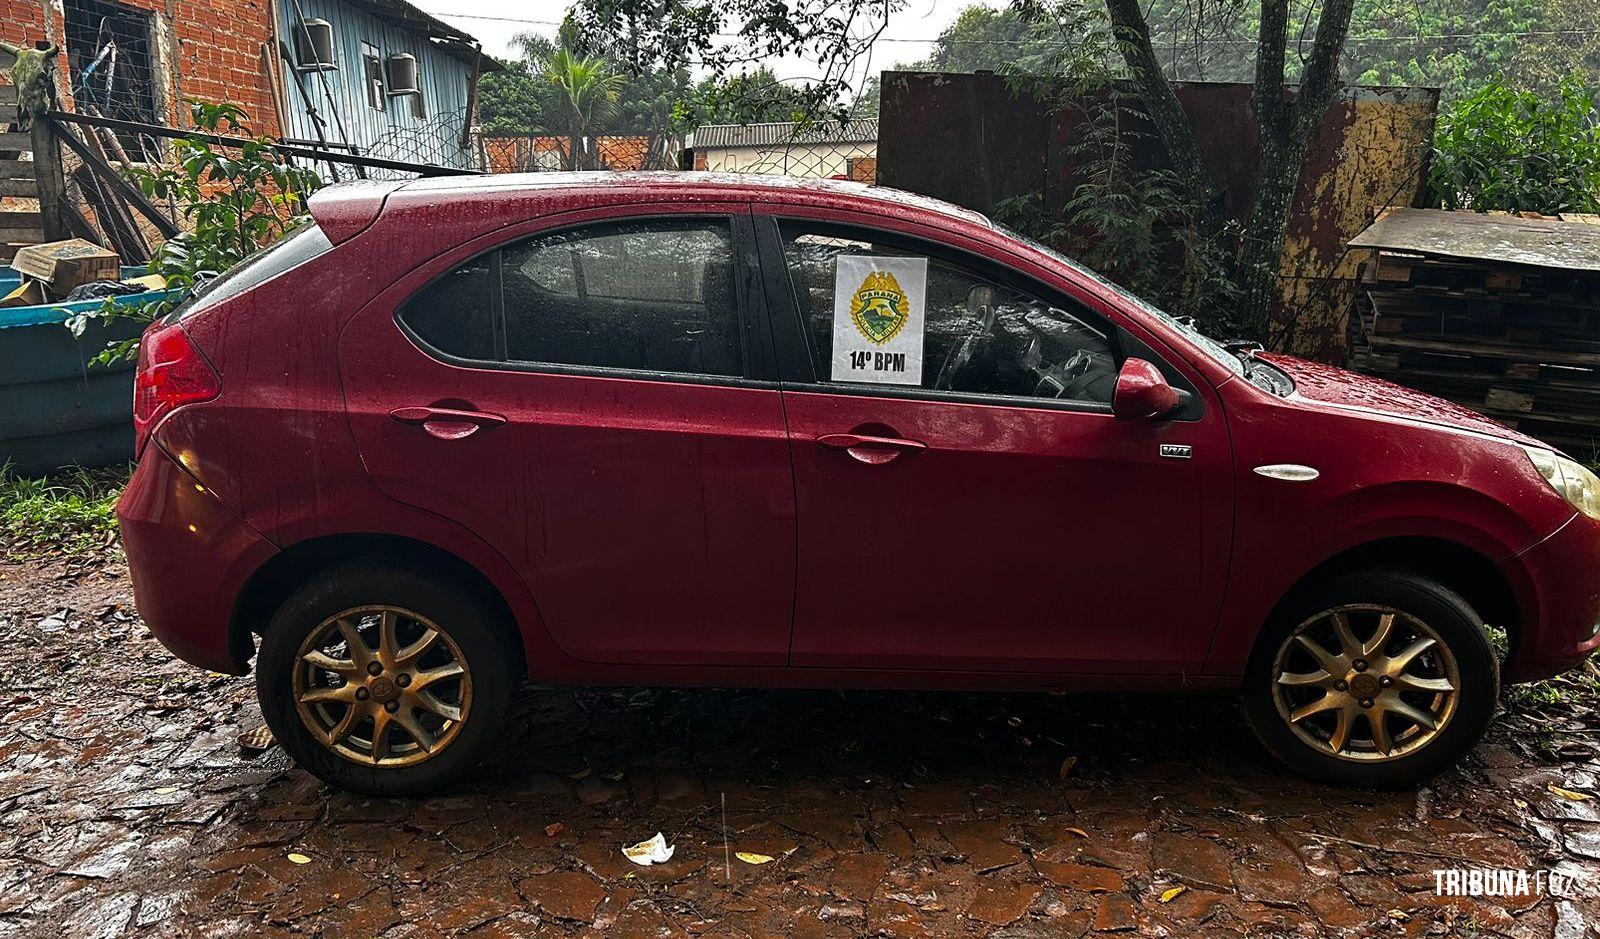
[692,120,878,149]
[277,0,474,167]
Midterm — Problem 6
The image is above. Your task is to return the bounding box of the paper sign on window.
[831,255,928,385]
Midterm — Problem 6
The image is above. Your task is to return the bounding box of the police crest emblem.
[849,270,910,345]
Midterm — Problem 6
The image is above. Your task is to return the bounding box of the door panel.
[341,205,797,667]
[759,212,1233,674]
[782,392,1227,672]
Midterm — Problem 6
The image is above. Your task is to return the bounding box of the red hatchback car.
[118,173,1600,794]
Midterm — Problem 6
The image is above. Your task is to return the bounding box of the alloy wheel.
[292,605,473,767]
[1271,604,1460,761]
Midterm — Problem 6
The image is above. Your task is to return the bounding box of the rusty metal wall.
[877,72,1438,363]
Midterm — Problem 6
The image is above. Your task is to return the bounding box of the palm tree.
[539,49,624,170]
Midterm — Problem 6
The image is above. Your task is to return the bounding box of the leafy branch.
[66,101,323,366]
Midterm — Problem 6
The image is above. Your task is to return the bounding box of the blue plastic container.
[0,267,184,474]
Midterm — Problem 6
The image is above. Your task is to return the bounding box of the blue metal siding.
[276,0,474,169]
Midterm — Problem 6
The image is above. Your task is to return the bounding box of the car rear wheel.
[1240,570,1499,787]
[257,565,516,796]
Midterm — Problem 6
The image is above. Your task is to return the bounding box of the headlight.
[1522,445,1600,521]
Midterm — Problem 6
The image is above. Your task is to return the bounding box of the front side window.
[396,218,744,379]
[779,223,1117,405]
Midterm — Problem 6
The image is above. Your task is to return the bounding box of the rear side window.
[396,218,744,379]
[177,222,334,320]
[397,254,496,360]
[502,221,741,375]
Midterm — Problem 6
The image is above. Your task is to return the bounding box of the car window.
[395,253,497,360]
[502,220,742,376]
[175,221,333,322]
[779,223,1116,405]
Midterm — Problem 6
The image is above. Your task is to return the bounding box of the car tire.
[256,564,517,796]
[1240,569,1499,788]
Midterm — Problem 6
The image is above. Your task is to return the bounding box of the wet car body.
[117,173,1600,791]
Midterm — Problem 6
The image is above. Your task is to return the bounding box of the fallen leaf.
[1549,785,1593,801]
[287,853,312,865]
[1159,886,1187,903]
[544,822,564,837]
[1058,756,1079,779]
[153,786,180,795]
[568,767,592,781]
[1065,827,1089,839]
[1386,909,1409,921]
[736,852,775,865]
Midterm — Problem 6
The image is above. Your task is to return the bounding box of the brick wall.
[3,0,281,137]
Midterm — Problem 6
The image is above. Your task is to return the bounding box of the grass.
[0,463,130,559]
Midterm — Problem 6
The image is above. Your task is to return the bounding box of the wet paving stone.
[4,555,1600,937]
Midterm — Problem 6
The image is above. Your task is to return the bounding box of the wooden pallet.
[1354,251,1600,461]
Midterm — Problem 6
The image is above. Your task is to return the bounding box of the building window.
[63,0,160,157]
[361,42,385,111]
[410,89,426,119]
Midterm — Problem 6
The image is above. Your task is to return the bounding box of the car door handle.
[389,406,506,440]
[816,432,927,465]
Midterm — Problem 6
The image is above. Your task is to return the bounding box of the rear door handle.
[389,406,506,440]
[816,432,927,464]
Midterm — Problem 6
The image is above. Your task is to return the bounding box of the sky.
[414,0,1006,88]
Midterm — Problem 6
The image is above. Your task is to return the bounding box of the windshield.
[994,224,1246,376]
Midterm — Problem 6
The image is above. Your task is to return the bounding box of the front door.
[342,207,797,667]
[758,213,1233,674]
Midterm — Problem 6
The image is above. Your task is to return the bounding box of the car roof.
[393,171,994,229]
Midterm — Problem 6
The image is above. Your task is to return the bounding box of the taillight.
[133,321,220,456]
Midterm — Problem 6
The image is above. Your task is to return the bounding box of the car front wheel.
[1241,570,1499,787]
[257,564,516,796]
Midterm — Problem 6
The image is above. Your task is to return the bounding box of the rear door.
[341,205,798,667]
[756,211,1233,675]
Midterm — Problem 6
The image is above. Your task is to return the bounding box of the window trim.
[361,41,386,112]
[758,213,1145,416]
[394,211,774,388]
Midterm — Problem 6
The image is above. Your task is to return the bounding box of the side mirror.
[1113,358,1180,419]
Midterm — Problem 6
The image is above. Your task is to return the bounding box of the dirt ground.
[2,554,1600,938]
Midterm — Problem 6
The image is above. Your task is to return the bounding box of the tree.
[478,57,544,135]
[1430,75,1600,213]
[1058,0,1353,339]
[693,68,815,124]
[570,0,900,117]
[540,48,626,169]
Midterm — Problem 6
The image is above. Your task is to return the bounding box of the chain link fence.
[466,119,878,181]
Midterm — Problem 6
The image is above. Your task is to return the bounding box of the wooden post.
[24,54,70,242]
[460,44,482,154]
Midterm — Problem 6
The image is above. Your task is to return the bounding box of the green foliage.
[1429,75,1600,213]
[0,463,127,559]
[691,69,814,126]
[476,20,820,140]
[66,101,322,365]
[1133,0,1599,100]
[478,57,545,134]
[986,1,1241,336]
[539,48,627,168]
